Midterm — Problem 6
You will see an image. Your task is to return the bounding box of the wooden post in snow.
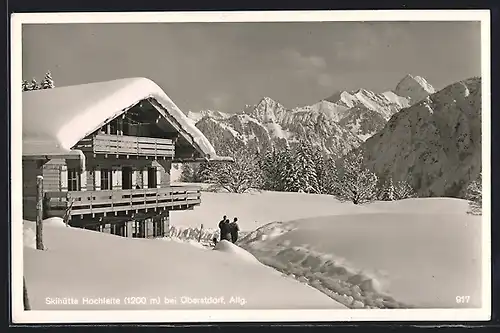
[198,223,204,243]
[36,175,44,250]
[23,276,31,310]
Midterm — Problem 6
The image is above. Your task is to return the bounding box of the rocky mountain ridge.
[189,74,436,155]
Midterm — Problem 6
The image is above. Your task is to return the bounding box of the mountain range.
[186,74,481,198]
[187,74,436,154]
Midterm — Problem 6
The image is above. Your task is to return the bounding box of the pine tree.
[22,80,29,91]
[30,78,40,91]
[338,150,378,204]
[383,177,395,201]
[465,171,482,215]
[295,139,319,194]
[41,71,55,89]
[311,146,327,194]
[261,147,281,191]
[280,145,300,192]
[322,155,340,196]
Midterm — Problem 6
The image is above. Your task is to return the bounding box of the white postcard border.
[10,10,492,323]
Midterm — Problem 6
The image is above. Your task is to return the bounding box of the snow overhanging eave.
[23,144,86,171]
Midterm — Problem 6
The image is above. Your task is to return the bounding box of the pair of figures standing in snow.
[218,215,240,244]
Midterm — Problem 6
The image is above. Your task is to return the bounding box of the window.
[109,121,118,135]
[68,169,81,191]
[154,219,164,237]
[148,167,157,188]
[101,169,113,190]
[122,167,133,190]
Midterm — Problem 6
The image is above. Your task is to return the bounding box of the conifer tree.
[30,78,39,91]
[22,80,29,91]
[41,71,55,89]
[295,139,319,193]
[383,177,395,201]
[280,145,299,192]
[465,171,482,215]
[261,147,281,191]
[322,155,340,196]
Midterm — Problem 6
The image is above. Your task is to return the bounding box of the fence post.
[198,223,204,243]
[23,276,31,310]
[36,175,44,250]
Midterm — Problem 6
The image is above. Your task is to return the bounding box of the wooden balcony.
[74,134,175,158]
[44,186,201,218]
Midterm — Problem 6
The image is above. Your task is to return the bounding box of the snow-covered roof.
[23,77,231,162]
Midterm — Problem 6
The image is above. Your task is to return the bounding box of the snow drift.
[238,198,482,309]
[213,240,260,264]
[23,221,345,310]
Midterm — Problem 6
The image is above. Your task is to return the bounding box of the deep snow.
[23,219,345,310]
[22,191,483,311]
[171,191,482,309]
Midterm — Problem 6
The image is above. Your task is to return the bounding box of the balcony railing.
[44,186,201,218]
[74,134,175,158]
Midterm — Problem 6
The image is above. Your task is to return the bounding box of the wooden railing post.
[36,175,44,250]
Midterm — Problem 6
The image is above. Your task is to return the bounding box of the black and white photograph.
[11,10,491,323]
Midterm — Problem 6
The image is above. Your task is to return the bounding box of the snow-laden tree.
[204,148,262,193]
[381,177,395,201]
[30,78,40,91]
[310,145,329,194]
[466,171,482,215]
[260,148,281,191]
[280,145,300,192]
[294,139,319,193]
[393,179,416,200]
[338,150,378,204]
[22,80,30,91]
[41,71,55,89]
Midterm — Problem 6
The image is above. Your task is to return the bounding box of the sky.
[22,21,482,114]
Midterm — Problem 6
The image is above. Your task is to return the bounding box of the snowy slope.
[171,191,483,309]
[188,75,435,154]
[359,77,482,198]
[237,198,482,309]
[170,190,376,231]
[23,220,345,310]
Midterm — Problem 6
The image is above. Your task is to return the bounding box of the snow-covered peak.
[394,74,436,105]
[325,91,357,108]
[187,109,231,122]
[249,96,288,124]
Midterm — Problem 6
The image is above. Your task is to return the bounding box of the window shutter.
[94,170,101,190]
[114,169,122,189]
[60,165,68,192]
[132,171,137,188]
[143,169,148,189]
[156,167,162,188]
[80,170,87,191]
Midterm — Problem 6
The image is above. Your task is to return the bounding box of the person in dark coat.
[229,217,240,244]
[218,215,231,241]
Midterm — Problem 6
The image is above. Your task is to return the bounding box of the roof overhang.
[23,140,86,170]
[173,156,235,163]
